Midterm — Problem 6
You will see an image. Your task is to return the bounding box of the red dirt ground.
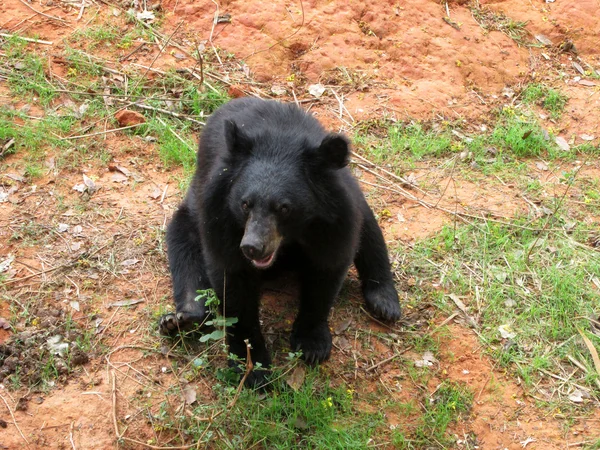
[1,0,600,448]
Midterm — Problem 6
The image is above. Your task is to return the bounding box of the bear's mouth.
[251,252,276,269]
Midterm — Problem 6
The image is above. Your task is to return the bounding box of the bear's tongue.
[252,252,274,269]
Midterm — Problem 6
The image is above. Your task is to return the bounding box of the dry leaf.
[293,415,309,430]
[286,365,306,391]
[334,319,353,335]
[182,384,197,405]
[568,390,584,403]
[136,10,156,21]
[111,172,128,183]
[5,173,24,182]
[577,327,600,376]
[535,34,552,46]
[121,259,140,266]
[271,85,287,96]
[572,62,585,75]
[415,351,437,368]
[114,110,146,127]
[149,186,162,199]
[448,293,478,328]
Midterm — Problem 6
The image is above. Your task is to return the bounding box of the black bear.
[160,98,401,386]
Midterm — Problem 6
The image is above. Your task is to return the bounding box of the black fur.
[160,98,401,387]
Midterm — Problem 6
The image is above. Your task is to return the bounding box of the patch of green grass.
[70,24,120,49]
[406,216,600,394]
[521,83,568,119]
[489,107,551,157]
[64,46,104,77]
[354,122,453,170]
[1,43,57,105]
[0,109,76,158]
[152,368,384,449]
[389,123,453,159]
[392,381,473,448]
[145,117,197,175]
[24,162,44,178]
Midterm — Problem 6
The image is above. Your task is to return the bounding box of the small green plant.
[193,289,238,343]
[521,83,568,119]
[490,107,549,157]
[2,47,57,105]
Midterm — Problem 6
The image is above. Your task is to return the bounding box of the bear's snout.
[240,214,282,269]
[240,241,265,260]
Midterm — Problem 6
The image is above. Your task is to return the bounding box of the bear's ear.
[317,133,350,169]
[224,120,252,156]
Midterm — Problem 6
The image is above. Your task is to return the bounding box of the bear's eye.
[241,201,251,213]
[279,205,290,215]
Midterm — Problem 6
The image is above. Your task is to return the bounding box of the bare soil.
[1,0,599,448]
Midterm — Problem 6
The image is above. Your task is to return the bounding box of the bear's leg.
[211,269,272,388]
[159,205,211,335]
[354,205,402,322]
[291,266,348,365]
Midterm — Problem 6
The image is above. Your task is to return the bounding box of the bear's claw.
[364,283,402,322]
[158,311,207,335]
[290,322,332,365]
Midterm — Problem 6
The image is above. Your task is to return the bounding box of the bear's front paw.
[158,310,208,336]
[290,322,332,365]
[364,282,402,322]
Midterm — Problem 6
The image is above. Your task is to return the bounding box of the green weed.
[522,83,568,119]
[176,371,384,449]
[392,381,473,448]
[1,47,57,105]
[490,107,550,157]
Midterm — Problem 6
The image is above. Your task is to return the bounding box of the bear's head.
[224,120,350,269]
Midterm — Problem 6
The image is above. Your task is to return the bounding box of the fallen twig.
[128,102,205,125]
[69,421,76,450]
[228,339,254,408]
[60,123,144,140]
[366,346,413,372]
[17,0,69,24]
[0,33,53,45]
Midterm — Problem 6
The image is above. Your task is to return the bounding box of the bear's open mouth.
[251,252,275,269]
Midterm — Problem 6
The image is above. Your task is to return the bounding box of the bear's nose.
[240,243,265,260]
